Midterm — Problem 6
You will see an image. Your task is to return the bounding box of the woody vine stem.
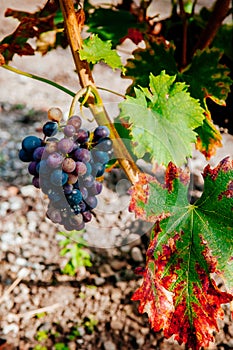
[59,0,141,185]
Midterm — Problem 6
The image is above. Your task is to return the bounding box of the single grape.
[22,136,42,153]
[67,115,82,130]
[33,146,46,161]
[43,121,58,137]
[92,150,109,164]
[28,161,39,176]
[85,195,98,209]
[63,183,73,195]
[57,138,74,154]
[74,148,91,163]
[48,107,63,122]
[88,181,103,196]
[67,173,79,185]
[93,125,110,140]
[47,152,64,168]
[62,157,76,173]
[32,176,40,188]
[63,124,76,137]
[82,211,92,223]
[76,129,89,144]
[82,174,94,188]
[75,161,87,176]
[50,169,68,186]
[67,189,82,206]
[45,140,58,154]
[19,148,33,162]
[79,186,88,200]
[69,213,84,227]
[95,137,113,152]
[46,207,62,223]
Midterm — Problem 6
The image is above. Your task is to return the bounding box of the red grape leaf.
[130,158,233,349]
[0,1,60,62]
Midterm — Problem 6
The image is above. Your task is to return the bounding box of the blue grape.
[91,162,105,177]
[92,150,109,164]
[50,169,68,186]
[95,137,113,152]
[22,136,42,153]
[67,189,82,206]
[43,121,58,137]
[19,148,33,162]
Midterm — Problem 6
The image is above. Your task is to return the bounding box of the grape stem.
[59,0,141,184]
[2,64,75,97]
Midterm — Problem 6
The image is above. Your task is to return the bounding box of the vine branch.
[59,0,140,184]
[194,0,230,52]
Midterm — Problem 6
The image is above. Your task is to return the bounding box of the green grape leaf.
[86,7,146,47]
[119,71,204,166]
[79,34,125,72]
[130,158,233,350]
[182,49,232,107]
[124,39,178,95]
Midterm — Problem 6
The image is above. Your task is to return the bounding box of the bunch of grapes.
[19,107,113,231]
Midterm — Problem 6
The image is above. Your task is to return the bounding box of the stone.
[131,247,144,262]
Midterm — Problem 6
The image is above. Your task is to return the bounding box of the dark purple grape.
[62,157,76,173]
[93,126,110,140]
[85,195,97,209]
[19,148,33,162]
[67,115,82,130]
[28,161,39,176]
[74,148,91,163]
[63,124,76,137]
[43,121,58,137]
[95,137,113,152]
[32,176,40,188]
[76,129,89,144]
[47,152,63,168]
[82,211,92,223]
[63,183,73,195]
[75,161,87,176]
[57,138,74,154]
[88,181,103,196]
[22,136,42,153]
[33,146,46,161]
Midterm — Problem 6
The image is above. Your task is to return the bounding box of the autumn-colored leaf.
[130,158,233,350]
[0,1,61,62]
